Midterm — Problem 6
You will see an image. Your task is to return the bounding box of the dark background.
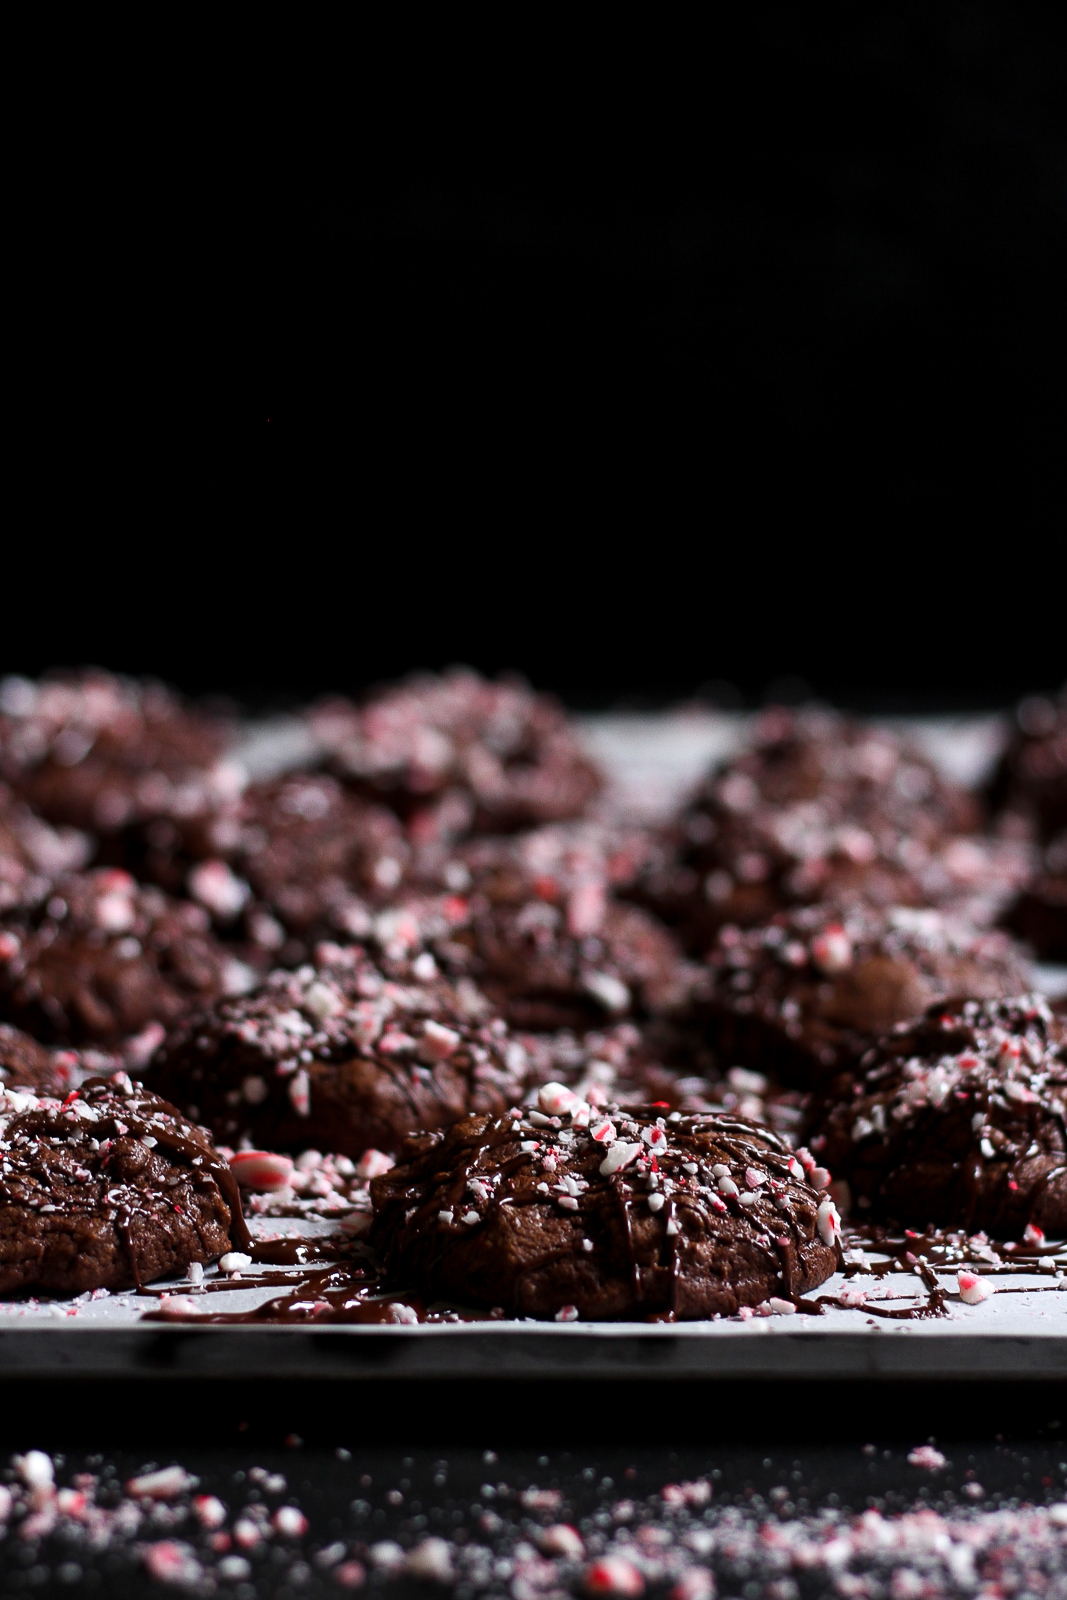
[13,2,1066,713]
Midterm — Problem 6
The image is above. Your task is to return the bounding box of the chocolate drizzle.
[369,1102,838,1321]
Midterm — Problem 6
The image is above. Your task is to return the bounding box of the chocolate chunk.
[0,669,236,835]
[0,869,257,1047]
[309,669,601,836]
[147,944,526,1157]
[0,1076,248,1295]
[810,995,1067,1236]
[693,904,1030,1089]
[371,1103,838,1320]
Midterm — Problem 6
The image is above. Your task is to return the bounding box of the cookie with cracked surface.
[0,1076,249,1295]
[0,669,237,836]
[370,1100,838,1320]
[694,904,1030,1090]
[147,944,526,1158]
[308,669,602,837]
[809,995,1067,1236]
[0,869,257,1047]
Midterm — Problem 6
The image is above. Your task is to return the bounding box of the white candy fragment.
[192,1494,227,1528]
[219,1252,252,1273]
[599,1141,641,1176]
[127,1465,198,1500]
[16,1451,54,1491]
[303,980,344,1021]
[957,1270,995,1305]
[717,1176,739,1197]
[188,860,250,921]
[767,1298,797,1315]
[555,1305,580,1322]
[273,1505,309,1537]
[647,1193,665,1212]
[582,972,631,1014]
[228,1150,295,1191]
[540,1523,584,1559]
[538,1081,579,1116]
[388,1303,419,1324]
[289,1069,311,1117]
[816,1195,841,1247]
[419,1020,461,1062]
[907,1445,947,1470]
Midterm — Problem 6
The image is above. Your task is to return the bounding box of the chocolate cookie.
[0,869,257,1047]
[0,784,93,916]
[695,904,1030,1089]
[309,670,602,837]
[147,944,527,1157]
[127,774,410,962]
[0,1024,66,1096]
[0,669,238,836]
[809,995,1067,1236]
[0,1075,249,1295]
[988,689,1067,842]
[1002,833,1067,962]
[425,824,691,1032]
[370,1100,839,1320]
[632,708,985,953]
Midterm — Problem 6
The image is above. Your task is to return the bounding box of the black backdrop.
[10,3,1065,712]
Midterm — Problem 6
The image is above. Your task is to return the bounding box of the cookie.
[429,824,691,1031]
[309,669,602,836]
[147,943,527,1157]
[370,1099,839,1320]
[0,669,239,836]
[632,708,985,953]
[0,1024,67,1096]
[0,784,93,916]
[0,869,257,1047]
[0,1075,249,1295]
[809,994,1067,1236]
[694,904,1030,1089]
[988,689,1067,841]
[127,774,410,962]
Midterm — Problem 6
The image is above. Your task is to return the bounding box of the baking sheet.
[2,711,1065,1378]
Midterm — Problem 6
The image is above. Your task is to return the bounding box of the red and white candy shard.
[957,1271,995,1305]
[555,1305,580,1323]
[538,1082,580,1116]
[273,1506,309,1537]
[228,1151,295,1191]
[584,1555,646,1597]
[356,1149,395,1180]
[591,1119,616,1144]
[126,1466,196,1500]
[816,1196,841,1247]
[907,1445,947,1470]
[1023,1223,1045,1245]
[811,925,852,974]
[599,1142,641,1177]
